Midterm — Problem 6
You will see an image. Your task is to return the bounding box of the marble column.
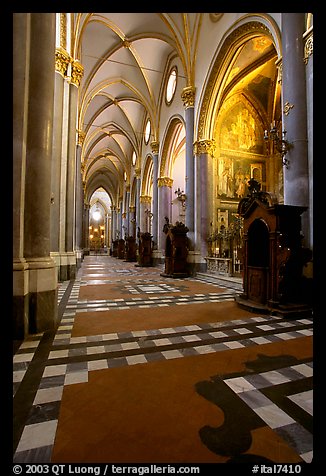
[140,195,152,232]
[83,202,90,254]
[65,60,83,277]
[75,132,85,268]
[135,168,141,240]
[194,139,215,259]
[125,187,130,235]
[13,13,30,338]
[105,212,109,247]
[151,141,159,248]
[158,177,173,253]
[129,206,136,238]
[304,26,313,249]
[181,86,195,248]
[281,13,309,245]
[50,47,70,280]
[111,205,117,242]
[23,13,58,334]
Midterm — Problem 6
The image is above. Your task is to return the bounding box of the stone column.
[304,25,313,249]
[65,59,83,278]
[118,198,123,237]
[140,195,152,232]
[135,168,141,240]
[151,141,159,248]
[50,47,70,279]
[129,206,136,238]
[111,205,117,242]
[83,202,90,254]
[23,13,57,334]
[158,177,173,253]
[75,132,85,268]
[13,13,30,338]
[105,212,109,247]
[281,13,309,245]
[194,139,215,259]
[181,86,196,247]
[125,187,130,235]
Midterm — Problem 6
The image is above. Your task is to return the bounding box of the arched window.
[166,67,177,104]
[144,118,151,144]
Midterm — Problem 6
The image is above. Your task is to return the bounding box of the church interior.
[13,13,314,465]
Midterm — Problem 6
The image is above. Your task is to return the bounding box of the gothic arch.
[196,17,282,141]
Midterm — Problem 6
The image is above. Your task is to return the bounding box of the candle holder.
[264,123,293,168]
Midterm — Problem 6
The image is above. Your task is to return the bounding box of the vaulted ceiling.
[74,13,202,204]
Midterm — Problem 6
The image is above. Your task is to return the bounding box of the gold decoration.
[126,185,130,192]
[304,30,313,64]
[77,130,86,146]
[140,195,152,204]
[122,39,131,48]
[55,47,70,77]
[122,212,127,219]
[135,167,141,178]
[194,139,216,157]
[151,141,159,155]
[129,206,136,212]
[275,58,282,84]
[283,101,294,116]
[60,13,67,50]
[70,60,84,87]
[181,86,196,108]
[197,21,273,139]
[157,176,173,188]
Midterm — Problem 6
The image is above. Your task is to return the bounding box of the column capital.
[140,195,152,204]
[181,86,196,108]
[126,184,130,192]
[77,130,86,147]
[70,59,84,87]
[122,212,127,219]
[135,167,141,178]
[110,205,116,211]
[55,47,70,78]
[151,141,159,155]
[129,206,136,212]
[193,139,216,156]
[157,176,173,188]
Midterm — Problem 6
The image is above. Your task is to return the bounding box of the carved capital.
[140,195,152,204]
[77,130,86,147]
[55,47,70,77]
[151,141,159,155]
[135,167,141,178]
[193,139,216,156]
[129,206,136,213]
[70,60,84,87]
[122,212,127,219]
[157,176,173,188]
[181,86,196,108]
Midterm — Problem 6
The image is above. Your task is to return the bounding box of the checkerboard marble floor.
[13,256,313,464]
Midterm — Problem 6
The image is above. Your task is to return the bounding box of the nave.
[13,256,313,464]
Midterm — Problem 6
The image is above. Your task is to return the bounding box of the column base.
[58,252,76,281]
[26,257,58,334]
[187,251,207,275]
[13,259,29,340]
